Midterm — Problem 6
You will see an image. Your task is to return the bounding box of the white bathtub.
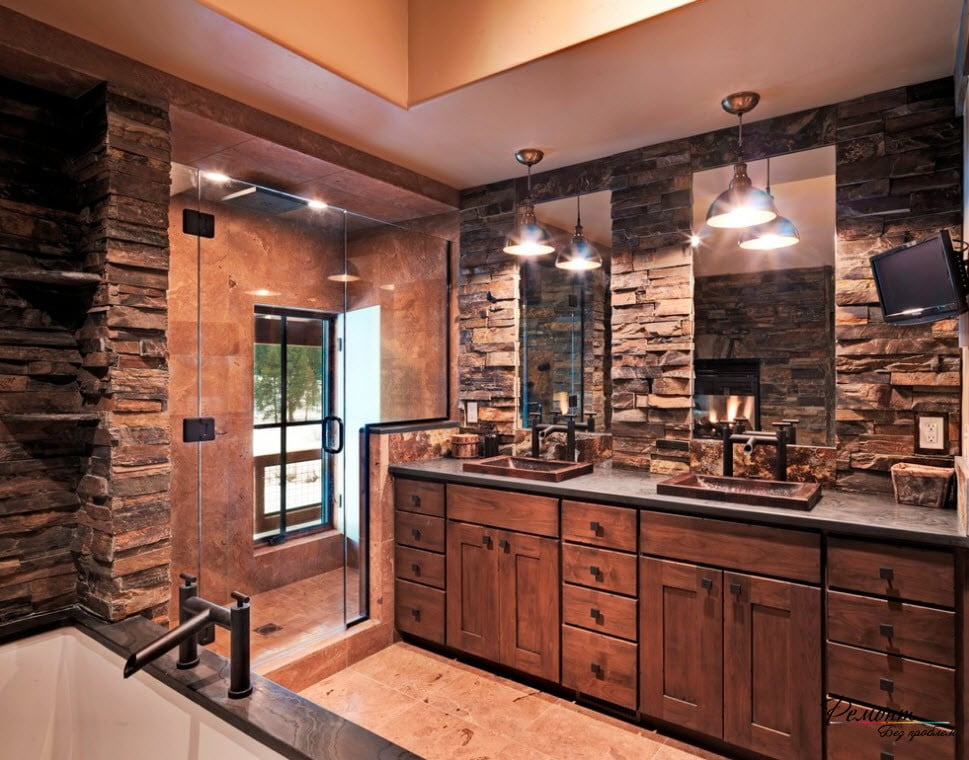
[0,628,286,760]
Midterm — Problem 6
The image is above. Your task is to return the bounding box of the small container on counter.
[451,433,480,459]
[890,462,954,509]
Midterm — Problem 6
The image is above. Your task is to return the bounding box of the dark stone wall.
[458,77,961,484]
[694,266,836,447]
[0,77,172,625]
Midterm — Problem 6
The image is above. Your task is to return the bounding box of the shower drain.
[255,623,283,636]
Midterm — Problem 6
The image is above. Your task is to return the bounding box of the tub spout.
[123,609,212,678]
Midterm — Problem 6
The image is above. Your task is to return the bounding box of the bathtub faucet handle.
[230,591,250,608]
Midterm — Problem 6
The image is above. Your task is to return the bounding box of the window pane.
[253,314,282,425]
[286,317,324,422]
[253,426,282,541]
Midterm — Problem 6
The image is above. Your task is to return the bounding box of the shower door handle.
[323,416,345,454]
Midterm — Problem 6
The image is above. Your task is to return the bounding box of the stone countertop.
[77,612,417,760]
[390,458,968,548]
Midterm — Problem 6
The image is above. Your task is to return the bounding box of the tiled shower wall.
[458,77,962,488]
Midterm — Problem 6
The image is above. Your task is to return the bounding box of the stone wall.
[694,266,836,446]
[459,78,961,481]
[0,79,172,624]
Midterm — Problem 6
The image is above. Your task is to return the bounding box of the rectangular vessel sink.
[463,455,593,482]
[657,472,821,511]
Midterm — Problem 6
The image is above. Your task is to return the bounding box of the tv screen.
[870,231,967,325]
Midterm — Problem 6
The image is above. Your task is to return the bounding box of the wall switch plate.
[465,401,478,424]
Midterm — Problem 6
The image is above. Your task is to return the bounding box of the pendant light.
[705,92,778,229]
[555,194,602,271]
[739,156,800,250]
[503,149,554,256]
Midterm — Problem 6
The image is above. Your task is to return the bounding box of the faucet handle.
[179,572,198,587]
[230,591,250,608]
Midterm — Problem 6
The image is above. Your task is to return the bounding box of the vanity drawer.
[395,579,445,644]
[395,478,445,517]
[827,591,955,666]
[827,642,954,724]
[562,625,638,709]
[562,544,637,596]
[395,511,445,552]
[826,699,954,760]
[562,501,637,552]
[395,545,446,589]
[640,511,820,583]
[563,584,637,641]
[827,538,954,608]
[447,483,558,537]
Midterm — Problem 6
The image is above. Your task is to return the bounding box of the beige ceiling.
[0,0,960,189]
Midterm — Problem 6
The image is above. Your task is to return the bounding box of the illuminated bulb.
[307,200,327,211]
[689,233,701,247]
[202,171,232,184]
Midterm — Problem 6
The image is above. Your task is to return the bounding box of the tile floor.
[209,567,360,665]
[300,642,729,760]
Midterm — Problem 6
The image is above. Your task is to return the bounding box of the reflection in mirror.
[691,147,836,445]
[521,191,611,429]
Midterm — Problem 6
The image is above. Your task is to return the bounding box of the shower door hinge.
[183,209,215,238]
[183,417,216,442]
[338,337,343,352]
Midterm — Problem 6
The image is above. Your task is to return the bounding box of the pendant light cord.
[737,112,744,161]
[766,155,771,195]
[576,194,582,227]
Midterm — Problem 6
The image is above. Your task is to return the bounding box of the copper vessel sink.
[657,472,821,511]
[462,455,593,482]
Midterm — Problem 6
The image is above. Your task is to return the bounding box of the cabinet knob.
[410,494,421,506]
[729,582,742,596]
[879,567,894,582]
[589,521,602,535]
[879,677,894,693]
[482,535,492,547]
[410,607,421,620]
[411,528,421,540]
[411,563,421,575]
[499,539,510,550]
[590,607,601,620]
[701,577,713,590]
[589,565,601,578]
[590,663,603,678]
[879,623,894,639]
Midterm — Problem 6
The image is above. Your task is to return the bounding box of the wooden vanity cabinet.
[640,517,822,759]
[445,484,560,682]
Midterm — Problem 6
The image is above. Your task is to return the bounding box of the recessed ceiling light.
[307,199,328,211]
[203,171,232,184]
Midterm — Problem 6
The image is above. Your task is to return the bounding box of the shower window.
[253,306,335,542]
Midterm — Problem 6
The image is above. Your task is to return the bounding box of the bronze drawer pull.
[730,582,742,596]
[589,565,601,577]
[411,528,422,540]
[499,539,510,550]
[879,623,894,639]
[482,535,492,546]
[410,607,421,620]
[701,577,713,590]
[879,567,894,582]
[410,494,421,506]
[589,521,602,535]
[879,677,894,693]
[590,663,603,678]
[411,563,421,575]
[590,607,601,620]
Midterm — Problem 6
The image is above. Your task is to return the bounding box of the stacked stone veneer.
[694,266,836,447]
[0,78,171,625]
[459,77,961,481]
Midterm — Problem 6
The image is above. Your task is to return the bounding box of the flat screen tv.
[870,230,968,325]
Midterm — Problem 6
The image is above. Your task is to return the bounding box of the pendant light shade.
[737,155,800,250]
[705,162,777,229]
[704,92,777,230]
[504,149,554,257]
[555,194,602,271]
[739,215,800,249]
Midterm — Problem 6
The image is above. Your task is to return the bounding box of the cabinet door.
[498,530,560,681]
[640,558,723,736]
[723,572,821,760]
[446,520,500,660]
